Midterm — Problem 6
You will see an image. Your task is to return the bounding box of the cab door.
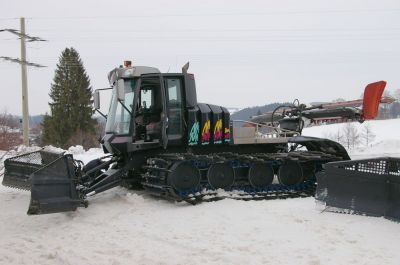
[135,74,168,148]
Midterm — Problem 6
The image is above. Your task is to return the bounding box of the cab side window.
[136,76,162,141]
[140,89,153,110]
[165,78,183,135]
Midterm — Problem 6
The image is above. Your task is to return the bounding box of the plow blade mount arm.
[28,154,86,215]
[316,157,400,221]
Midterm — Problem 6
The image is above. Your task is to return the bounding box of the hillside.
[230,102,286,120]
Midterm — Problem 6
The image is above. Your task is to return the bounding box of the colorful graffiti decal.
[224,127,231,142]
[188,122,199,146]
[213,119,223,144]
[201,120,210,145]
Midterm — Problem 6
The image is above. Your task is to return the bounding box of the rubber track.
[141,151,341,204]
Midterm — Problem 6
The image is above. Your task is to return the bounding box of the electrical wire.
[21,8,400,20]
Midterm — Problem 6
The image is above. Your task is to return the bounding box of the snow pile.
[42,145,65,154]
[67,145,86,154]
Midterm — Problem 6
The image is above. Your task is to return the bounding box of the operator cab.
[135,75,185,143]
[95,61,193,154]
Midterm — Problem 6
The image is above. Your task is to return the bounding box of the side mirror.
[93,90,100,110]
[116,79,125,101]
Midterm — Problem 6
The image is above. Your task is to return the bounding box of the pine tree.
[42,47,97,149]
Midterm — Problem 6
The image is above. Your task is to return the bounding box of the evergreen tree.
[42,47,97,149]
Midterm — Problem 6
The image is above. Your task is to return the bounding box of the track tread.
[141,151,341,204]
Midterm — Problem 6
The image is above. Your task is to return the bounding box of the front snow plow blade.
[28,154,86,215]
[316,157,400,220]
[3,150,64,190]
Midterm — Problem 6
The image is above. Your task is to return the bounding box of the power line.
[21,8,400,20]
[38,36,400,43]
[0,28,47,67]
[0,56,46,68]
[0,18,48,146]
[0,28,47,42]
[30,27,400,33]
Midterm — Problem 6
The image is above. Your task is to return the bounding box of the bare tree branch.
[361,123,376,147]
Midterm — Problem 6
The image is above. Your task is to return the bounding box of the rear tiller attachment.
[316,157,400,221]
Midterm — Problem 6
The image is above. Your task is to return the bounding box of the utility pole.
[20,17,29,146]
[0,18,47,146]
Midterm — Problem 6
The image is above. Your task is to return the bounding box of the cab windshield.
[105,79,136,135]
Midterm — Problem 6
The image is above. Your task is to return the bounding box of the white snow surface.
[1,119,400,265]
[303,118,400,159]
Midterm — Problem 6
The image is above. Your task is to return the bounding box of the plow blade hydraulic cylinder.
[316,157,400,221]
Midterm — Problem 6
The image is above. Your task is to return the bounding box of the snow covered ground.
[303,118,400,159]
[0,119,399,265]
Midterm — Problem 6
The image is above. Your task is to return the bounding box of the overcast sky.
[1,0,400,115]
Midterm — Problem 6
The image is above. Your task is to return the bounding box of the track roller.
[207,163,235,189]
[301,162,316,181]
[278,160,303,186]
[167,161,201,192]
[248,163,274,188]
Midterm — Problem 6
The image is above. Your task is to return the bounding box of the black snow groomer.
[1,61,393,216]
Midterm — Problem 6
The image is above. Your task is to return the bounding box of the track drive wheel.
[278,160,303,186]
[168,161,201,192]
[248,163,274,188]
[207,163,235,189]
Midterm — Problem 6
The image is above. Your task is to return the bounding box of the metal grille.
[7,151,43,165]
[5,150,64,166]
[3,149,65,190]
[318,156,400,221]
[335,158,400,176]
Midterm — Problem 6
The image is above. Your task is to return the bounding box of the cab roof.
[108,66,161,85]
